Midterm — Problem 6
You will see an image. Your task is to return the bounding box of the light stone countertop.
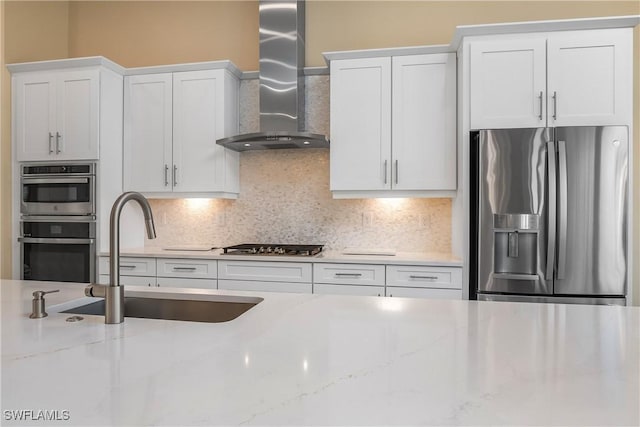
[2,279,638,426]
[99,247,463,267]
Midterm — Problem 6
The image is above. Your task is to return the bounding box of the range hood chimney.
[216,0,329,152]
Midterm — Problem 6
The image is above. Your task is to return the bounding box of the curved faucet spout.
[85,192,157,324]
[110,192,157,289]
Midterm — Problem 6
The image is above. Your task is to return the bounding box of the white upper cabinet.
[329,52,456,197]
[470,37,546,129]
[124,67,239,197]
[330,57,391,192]
[469,28,632,129]
[14,69,99,161]
[124,73,173,193]
[547,29,632,127]
[392,54,456,191]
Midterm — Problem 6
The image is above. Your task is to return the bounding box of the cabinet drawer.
[386,287,462,300]
[386,265,462,289]
[157,258,217,279]
[99,256,156,276]
[218,279,312,294]
[218,261,312,283]
[99,274,156,287]
[314,283,384,297]
[313,263,384,286]
[156,277,217,289]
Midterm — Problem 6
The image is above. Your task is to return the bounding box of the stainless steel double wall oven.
[19,163,97,283]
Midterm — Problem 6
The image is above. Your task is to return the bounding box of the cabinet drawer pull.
[172,266,197,271]
[55,132,61,154]
[409,275,438,280]
[120,265,137,269]
[334,273,362,277]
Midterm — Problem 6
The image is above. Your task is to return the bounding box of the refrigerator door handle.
[557,140,568,280]
[546,140,557,281]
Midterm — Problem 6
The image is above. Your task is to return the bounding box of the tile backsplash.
[145,75,452,253]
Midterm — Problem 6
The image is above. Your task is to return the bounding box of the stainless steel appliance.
[474,126,628,305]
[222,244,323,256]
[216,0,329,151]
[21,163,95,216]
[19,217,96,283]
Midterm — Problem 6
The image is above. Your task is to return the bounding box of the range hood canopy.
[216,0,329,152]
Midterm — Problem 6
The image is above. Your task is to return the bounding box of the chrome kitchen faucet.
[85,192,156,324]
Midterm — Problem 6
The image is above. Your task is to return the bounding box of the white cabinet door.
[156,258,217,279]
[173,70,227,192]
[330,57,391,191]
[386,287,462,300]
[14,73,56,161]
[55,70,99,160]
[314,283,384,297]
[218,279,312,294]
[392,53,456,190]
[470,37,547,129]
[547,28,632,127]
[14,70,99,161]
[124,73,173,193]
[157,277,217,289]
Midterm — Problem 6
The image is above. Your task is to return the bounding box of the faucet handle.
[29,289,59,319]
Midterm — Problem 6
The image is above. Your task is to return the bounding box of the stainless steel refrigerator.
[475,126,628,305]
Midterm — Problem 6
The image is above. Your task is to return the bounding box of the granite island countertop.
[2,279,638,426]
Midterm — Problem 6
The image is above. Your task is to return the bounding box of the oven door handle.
[22,177,90,185]
[18,237,95,244]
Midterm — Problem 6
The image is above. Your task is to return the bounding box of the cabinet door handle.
[409,275,438,281]
[55,132,61,154]
[172,266,196,271]
[395,159,399,185]
[173,165,178,186]
[383,160,388,184]
[164,165,169,186]
[552,91,557,121]
[538,91,543,121]
[335,273,362,277]
[48,133,54,154]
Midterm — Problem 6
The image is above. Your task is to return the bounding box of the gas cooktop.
[221,244,323,257]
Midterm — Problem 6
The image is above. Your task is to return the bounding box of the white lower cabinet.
[313,263,385,297]
[98,274,156,287]
[218,260,312,294]
[386,265,462,299]
[314,283,384,297]
[98,256,217,289]
[156,277,216,289]
[386,287,462,299]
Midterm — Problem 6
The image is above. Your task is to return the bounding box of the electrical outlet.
[362,211,374,227]
[418,213,429,228]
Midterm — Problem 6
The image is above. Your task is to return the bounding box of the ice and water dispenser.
[492,213,539,278]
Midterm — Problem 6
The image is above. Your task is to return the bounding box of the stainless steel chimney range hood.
[216,0,329,152]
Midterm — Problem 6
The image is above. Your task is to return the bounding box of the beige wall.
[2,1,639,301]
[1,1,70,278]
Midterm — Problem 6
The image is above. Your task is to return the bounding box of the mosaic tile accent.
[146,76,452,253]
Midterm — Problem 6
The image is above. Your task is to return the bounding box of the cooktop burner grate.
[221,244,323,256]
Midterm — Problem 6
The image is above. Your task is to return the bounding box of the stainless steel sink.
[62,294,263,323]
